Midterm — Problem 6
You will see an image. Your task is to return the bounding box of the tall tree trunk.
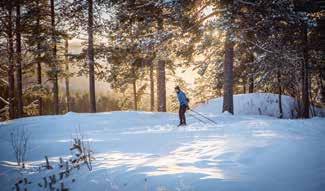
[301,23,310,118]
[132,66,137,110]
[320,67,325,105]
[15,1,23,118]
[156,18,166,112]
[8,6,15,119]
[64,38,70,112]
[50,0,59,114]
[149,60,154,111]
[248,75,254,93]
[157,60,166,112]
[242,78,246,94]
[36,5,43,116]
[37,43,42,115]
[277,69,283,118]
[88,0,96,112]
[222,31,234,114]
[248,53,254,93]
[132,80,137,110]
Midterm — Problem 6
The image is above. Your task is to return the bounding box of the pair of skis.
[187,109,218,125]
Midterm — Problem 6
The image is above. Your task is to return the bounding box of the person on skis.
[175,86,189,126]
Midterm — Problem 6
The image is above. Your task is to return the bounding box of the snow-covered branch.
[0,96,9,105]
[0,106,8,114]
[0,79,8,86]
[245,39,274,54]
[193,8,226,27]
[235,0,256,6]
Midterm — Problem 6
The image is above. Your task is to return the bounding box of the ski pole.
[187,112,207,124]
[189,109,218,125]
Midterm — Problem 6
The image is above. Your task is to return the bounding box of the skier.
[175,86,189,126]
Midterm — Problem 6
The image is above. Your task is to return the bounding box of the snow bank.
[0,93,324,191]
[195,93,325,118]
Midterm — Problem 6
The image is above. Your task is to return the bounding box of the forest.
[0,0,324,121]
[1,1,325,191]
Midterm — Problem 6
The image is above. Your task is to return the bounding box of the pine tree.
[87,0,96,112]
[24,0,52,116]
[1,1,16,119]
[50,0,59,114]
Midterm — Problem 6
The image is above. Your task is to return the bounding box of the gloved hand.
[186,105,190,110]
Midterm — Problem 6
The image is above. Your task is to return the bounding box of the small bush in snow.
[10,126,30,167]
[70,127,94,171]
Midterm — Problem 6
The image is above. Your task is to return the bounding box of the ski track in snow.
[0,109,325,190]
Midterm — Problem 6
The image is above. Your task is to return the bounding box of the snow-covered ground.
[0,93,325,191]
[196,93,325,118]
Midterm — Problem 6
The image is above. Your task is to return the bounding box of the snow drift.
[195,93,325,118]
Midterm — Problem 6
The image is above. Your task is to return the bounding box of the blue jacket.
[177,91,188,106]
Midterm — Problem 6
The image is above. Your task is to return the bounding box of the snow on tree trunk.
[157,60,166,112]
[222,31,234,114]
[88,0,96,113]
[15,1,23,118]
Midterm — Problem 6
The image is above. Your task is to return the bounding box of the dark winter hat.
[175,86,180,90]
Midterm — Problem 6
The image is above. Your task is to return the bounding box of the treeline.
[24,92,121,116]
[0,0,324,121]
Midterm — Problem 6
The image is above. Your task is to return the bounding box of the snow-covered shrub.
[70,127,94,171]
